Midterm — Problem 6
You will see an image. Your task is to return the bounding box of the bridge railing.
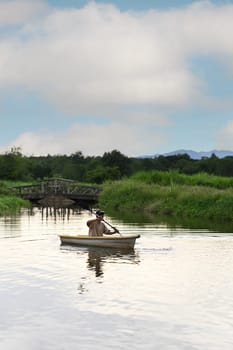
[12,179,102,201]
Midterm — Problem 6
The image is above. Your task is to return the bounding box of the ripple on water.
[0,208,233,350]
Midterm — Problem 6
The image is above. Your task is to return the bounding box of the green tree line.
[0,148,233,183]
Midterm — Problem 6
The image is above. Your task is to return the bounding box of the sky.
[0,0,233,157]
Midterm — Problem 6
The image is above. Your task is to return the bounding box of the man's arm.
[103,226,118,235]
[87,218,97,227]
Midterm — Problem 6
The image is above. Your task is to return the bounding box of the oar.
[103,219,122,236]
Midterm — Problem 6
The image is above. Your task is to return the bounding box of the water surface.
[0,207,233,349]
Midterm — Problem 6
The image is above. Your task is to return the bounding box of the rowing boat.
[59,234,140,249]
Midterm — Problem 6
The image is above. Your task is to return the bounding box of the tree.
[0,148,29,180]
[102,150,131,177]
[86,165,121,184]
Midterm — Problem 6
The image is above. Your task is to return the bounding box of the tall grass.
[99,179,233,220]
[0,181,30,215]
[0,196,30,215]
[131,170,233,189]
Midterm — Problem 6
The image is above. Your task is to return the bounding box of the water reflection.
[1,207,233,350]
[25,205,233,234]
[87,247,139,277]
[87,248,104,277]
[20,205,83,223]
[0,214,21,237]
[40,206,82,222]
[61,244,140,283]
[107,209,233,233]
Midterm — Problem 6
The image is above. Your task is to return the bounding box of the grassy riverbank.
[99,171,233,221]
[0,182,30,215]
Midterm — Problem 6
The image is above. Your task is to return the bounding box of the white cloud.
[0,0,49,25]
[2,0,232,114]
[0,121,166,156]
[0,1,233,106]
[124,111,171,126]
[217,120,233,150]
[1,1,233,155]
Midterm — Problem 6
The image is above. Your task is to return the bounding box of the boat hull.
[59,234,140,249]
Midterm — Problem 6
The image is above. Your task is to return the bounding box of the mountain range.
[145,149,233,160]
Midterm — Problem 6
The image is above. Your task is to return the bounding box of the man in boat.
[87,210,119,237]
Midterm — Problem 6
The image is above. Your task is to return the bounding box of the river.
[0,207,233,350]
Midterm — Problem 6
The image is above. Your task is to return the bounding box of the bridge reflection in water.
[40,206,83,222]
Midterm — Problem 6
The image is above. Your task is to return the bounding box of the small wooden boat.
[59,234,140,249]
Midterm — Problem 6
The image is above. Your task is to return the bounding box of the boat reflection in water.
[60,243,140,283]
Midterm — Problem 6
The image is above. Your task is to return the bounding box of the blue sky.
[0,0,233,156]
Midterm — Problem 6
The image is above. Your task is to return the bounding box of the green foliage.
[0,148,233,184]
[0,182,11,195]
[99,179,233,220]
[0,180,31,215]
[1,180,35,188]
[102,150,131,176]
[0,148,232,219]
[131,170,233,189]
[99,180,157,210]
[0,196,30,215]
[86,166,121,184]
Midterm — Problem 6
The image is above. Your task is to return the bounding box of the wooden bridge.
[13,178,102,207]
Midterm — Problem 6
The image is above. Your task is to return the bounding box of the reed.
[99,179,233,220]
[131,170,233,189]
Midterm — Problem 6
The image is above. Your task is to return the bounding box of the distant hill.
[144,149,233,160]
